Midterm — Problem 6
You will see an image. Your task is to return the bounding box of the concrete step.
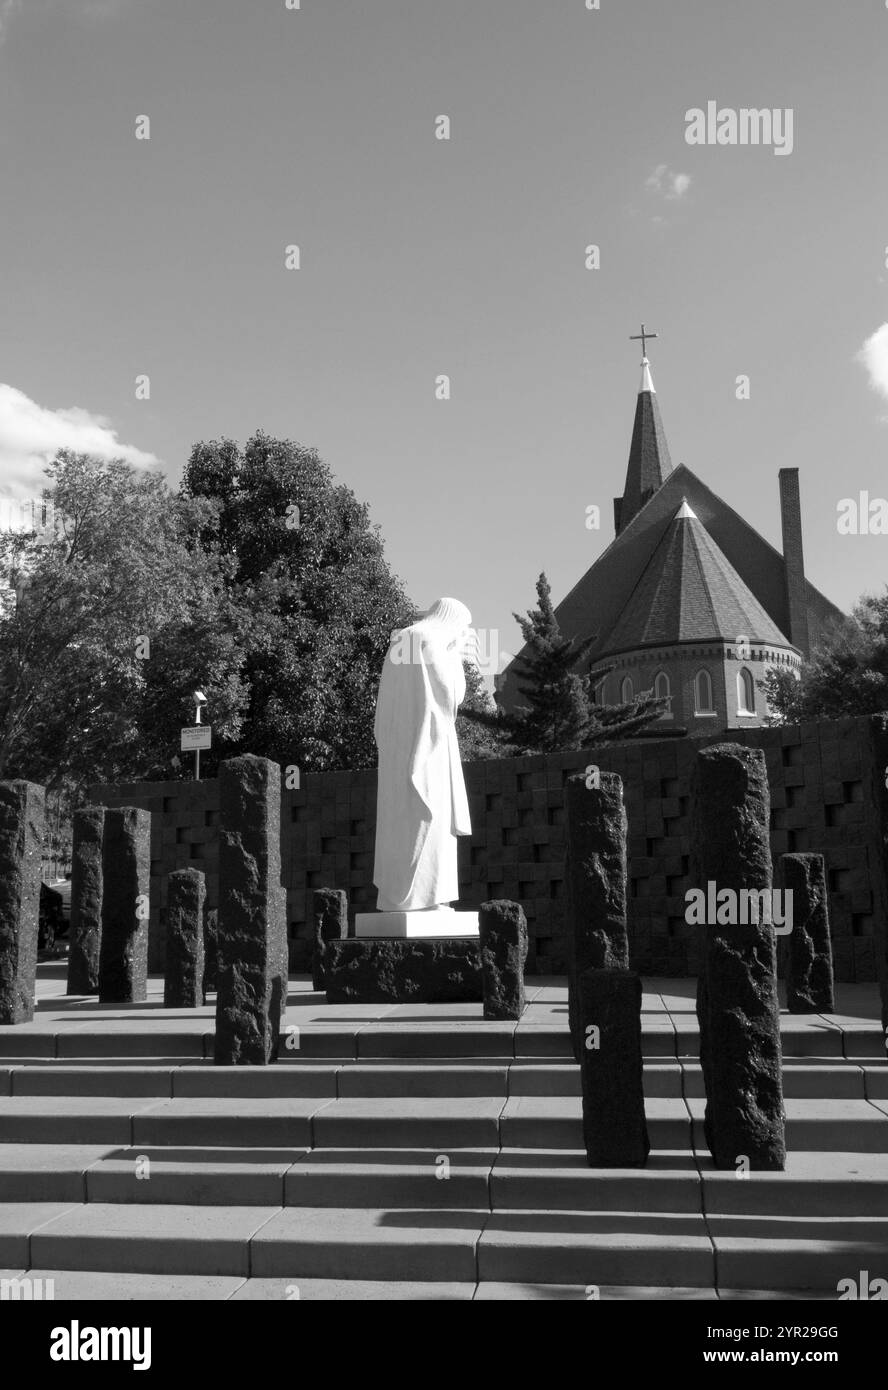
[2,1015,882,1066]
[1,1057,879,1100]
[5,1094,886,1152]
[4,1144,885,1216]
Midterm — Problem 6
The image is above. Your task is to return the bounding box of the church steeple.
[613,328,673,536]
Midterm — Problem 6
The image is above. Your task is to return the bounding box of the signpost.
[181,724,211,780]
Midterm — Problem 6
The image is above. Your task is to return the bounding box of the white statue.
[372,597,474,912]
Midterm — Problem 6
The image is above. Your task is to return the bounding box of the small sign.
[181,726,211,751]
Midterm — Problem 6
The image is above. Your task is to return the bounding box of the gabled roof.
[618,359,672,531]
[604,500,790,654]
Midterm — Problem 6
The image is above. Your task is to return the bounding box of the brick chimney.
[778,468,810,657]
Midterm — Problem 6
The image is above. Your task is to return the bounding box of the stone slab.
[250,1206,485,1282]
[336,1063,509,1098]
[129,1097,329,1147]
[473,1282,717,1300]
[0,1096,166,1144]
[284,1148,494,1208]
[701,1151,888,1216]
[476,1211,714,1287]
[0,1203,82,1265]
[489,1149,702,1213]
[0,1145,115,1201]
[29,1202,281,1276]
[85,1149,303,1205]
[231,1277,475,1300]
[18,1269,246,1300]
[311,1097,503,1149]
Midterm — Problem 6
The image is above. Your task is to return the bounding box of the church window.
[620,676,634,703]
[654,670,672,714]
[694,669,714,714]
[737,667,755,714]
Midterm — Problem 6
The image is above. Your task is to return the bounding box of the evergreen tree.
[460,573,666,754]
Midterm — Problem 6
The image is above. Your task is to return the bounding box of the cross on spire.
[630,323,659,359]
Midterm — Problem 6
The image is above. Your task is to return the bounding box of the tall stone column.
[564,771,629,1061]
[98,807,151,1004]
[0,780,45,1024]
[692,743,785,1170]
[578,967,649,1166]
[781,852,835,1013]
[164,868,206,1008]
[312,888,347,991]
[214,755,287,1065]
[67,805,104,995]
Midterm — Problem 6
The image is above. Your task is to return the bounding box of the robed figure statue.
[372,597,475,912]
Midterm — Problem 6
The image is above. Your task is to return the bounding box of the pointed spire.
[674,498,696,519]
[615,345,673,535]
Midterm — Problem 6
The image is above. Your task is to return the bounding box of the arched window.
[654,670,672,714]
[620,675,634,703]
[694,668,714,714]
[593,677,607,706]
[737,667,755,713]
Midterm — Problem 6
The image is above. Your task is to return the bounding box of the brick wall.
[91,714,888,984]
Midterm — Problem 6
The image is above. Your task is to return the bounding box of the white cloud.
[645,164,692,201]
[857,324,888,403]
[0,383,158,499]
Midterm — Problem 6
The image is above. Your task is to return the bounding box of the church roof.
[618,358,672,531]
[604,499,791,654]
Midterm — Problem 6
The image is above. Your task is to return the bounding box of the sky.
[2,0,888,671]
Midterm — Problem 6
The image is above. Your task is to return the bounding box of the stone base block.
[324,938,482,1003]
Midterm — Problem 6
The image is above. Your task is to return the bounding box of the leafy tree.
[0,451,248,795]
[761,600,881,724]
[181,431,412,771]
[461,572,666,754]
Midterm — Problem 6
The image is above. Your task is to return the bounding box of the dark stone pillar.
[312,888,347,991]
[478,899,528,1020]
[214,755,287,1065]
[692,743,785,1171]
[0,780,45,1024]
[781,852,835,1014]
[164,868,205,1008]
[578,968,649,1167]
[98,807,151,1004]
[564,771,628,1061]
[67,806,104,994]
[203,908,218,1002]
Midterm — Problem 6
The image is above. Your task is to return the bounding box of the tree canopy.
[181,431,412,771]
[761,598,884,724]
[0,451,246,794]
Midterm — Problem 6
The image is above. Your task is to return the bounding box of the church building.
[498,333,845,733]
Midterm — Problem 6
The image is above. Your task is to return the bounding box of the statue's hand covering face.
[373,597,473,912]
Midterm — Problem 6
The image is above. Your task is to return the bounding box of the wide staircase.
[1,972,887,1300]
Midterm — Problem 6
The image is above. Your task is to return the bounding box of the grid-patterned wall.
[91,714,888,983]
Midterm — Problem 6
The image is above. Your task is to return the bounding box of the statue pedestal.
[355,907,479,939]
